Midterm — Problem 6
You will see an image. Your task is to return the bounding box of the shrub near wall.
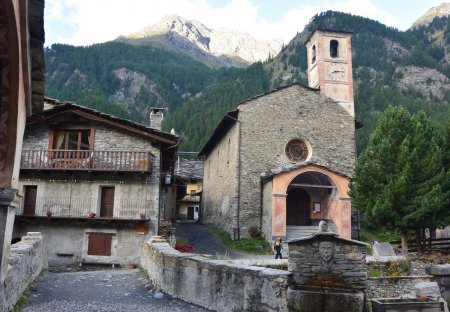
[141,237,292,312]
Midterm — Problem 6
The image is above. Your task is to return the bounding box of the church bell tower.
[305,29,354,117]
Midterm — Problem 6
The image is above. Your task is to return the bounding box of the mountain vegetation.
[44,10,450,153]
[350,106,449,255]
[267,11,450,153]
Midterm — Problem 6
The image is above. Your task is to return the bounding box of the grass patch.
[361,221,400,243]
[12,287,29,312]
[212,226,272,255]
[367,260,410,277]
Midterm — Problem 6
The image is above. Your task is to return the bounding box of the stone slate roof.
[174,159,204,181]
[28,98,178,145]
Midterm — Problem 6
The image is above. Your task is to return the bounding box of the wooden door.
[187,206,194,220]
[24,186,37,215]
[100,187,114,218]
[286,188,310,226]
[87,233,112,256]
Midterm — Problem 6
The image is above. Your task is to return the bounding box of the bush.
[248,226,261,238]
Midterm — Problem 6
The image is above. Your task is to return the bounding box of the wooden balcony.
[20,150,153,172]
[16,197,152,221]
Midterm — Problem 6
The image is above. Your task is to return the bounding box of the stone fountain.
[287,222,367,312]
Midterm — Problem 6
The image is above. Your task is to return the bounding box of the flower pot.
[371,298,445,312]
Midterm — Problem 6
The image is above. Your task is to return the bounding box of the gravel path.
[20,269,210,312]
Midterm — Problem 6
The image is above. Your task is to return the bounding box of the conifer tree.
[350,106,448,255]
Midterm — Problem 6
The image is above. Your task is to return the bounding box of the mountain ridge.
[45,9,450,153]
[411,2,450,29]
[115,14,282,68]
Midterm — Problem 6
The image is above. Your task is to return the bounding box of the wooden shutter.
[87,233,112,256]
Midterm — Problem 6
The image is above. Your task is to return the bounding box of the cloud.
[44,0,406,46]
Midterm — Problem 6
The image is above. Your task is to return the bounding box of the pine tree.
[350,106,448,255]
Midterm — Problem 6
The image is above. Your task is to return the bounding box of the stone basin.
[287,285,364,312]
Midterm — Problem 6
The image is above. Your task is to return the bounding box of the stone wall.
[3,232,47,311]
[367,276,433,299]
[237,84,355,233]
[202,122,239,235]
[22,123,161,184]
[13,221,151,265]
[141,237,292,312]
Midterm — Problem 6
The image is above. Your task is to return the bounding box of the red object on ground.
[175,244,195,252]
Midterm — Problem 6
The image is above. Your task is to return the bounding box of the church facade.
[198,30,357,240]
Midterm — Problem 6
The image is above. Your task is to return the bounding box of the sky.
[44,0,446,46]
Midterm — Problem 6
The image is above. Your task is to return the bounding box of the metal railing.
[20,150,153,172]
[16,197,153,220]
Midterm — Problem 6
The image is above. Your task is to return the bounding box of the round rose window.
[285,139,309,162]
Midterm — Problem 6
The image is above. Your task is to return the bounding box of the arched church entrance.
[285,171,337,239]
[286,188,310,225]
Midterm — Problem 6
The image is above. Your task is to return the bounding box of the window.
[52,129,91,151]
[87,233,113,256]
[314,202,321,213]
[330,40,339,58]
[285,139,309,162]
[311,45,316,63]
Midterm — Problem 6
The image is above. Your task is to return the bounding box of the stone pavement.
[20,269,209,312]
[174,221,289,264]
[174,221,245,259]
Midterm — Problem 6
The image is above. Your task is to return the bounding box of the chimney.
[149,108,165,130]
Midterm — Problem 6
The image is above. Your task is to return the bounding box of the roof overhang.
[28,99,178,146]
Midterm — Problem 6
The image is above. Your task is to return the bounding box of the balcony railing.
[16,197,153,220]
[20,150,152,172]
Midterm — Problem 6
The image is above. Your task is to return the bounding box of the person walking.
[274,236,283,259]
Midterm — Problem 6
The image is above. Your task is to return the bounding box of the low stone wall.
[3,232,48,311]
[141,237,292,312]
[367,276,433,298]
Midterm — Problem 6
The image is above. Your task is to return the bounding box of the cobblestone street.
[20,269,210,312]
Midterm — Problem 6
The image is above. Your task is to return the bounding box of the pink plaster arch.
[273,164,350,198]
[271,164,352,238]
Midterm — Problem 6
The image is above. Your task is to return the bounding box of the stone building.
[198,29,357,240]
[13,99,178,265]
[173,159,204,221]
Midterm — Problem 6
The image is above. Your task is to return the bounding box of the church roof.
[198,83,318,157]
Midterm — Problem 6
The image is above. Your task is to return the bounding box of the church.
[198,29,357,241]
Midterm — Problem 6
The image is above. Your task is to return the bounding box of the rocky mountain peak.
[411,2,450,29]
[120,15,282,67]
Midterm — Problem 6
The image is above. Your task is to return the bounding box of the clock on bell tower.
[305,29,355,117]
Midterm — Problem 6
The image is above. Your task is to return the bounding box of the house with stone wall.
[199,29,359,241]
[13,99,178,265]
[173,159,204,221]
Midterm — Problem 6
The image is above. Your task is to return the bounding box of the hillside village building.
[13,100,178,264]
[199,29,357,240]
[173,159,204,221]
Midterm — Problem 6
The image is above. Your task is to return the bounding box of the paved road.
[174,222,245,259]
[20,269,210,312]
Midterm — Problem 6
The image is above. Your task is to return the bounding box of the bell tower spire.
[305,29,354,117]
